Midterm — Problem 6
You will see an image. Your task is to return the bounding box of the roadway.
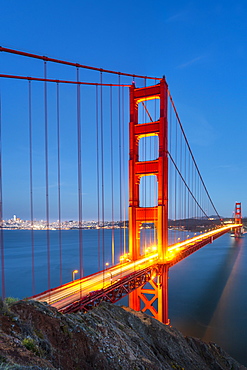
[32,253,159,310]
[32,224,241,311]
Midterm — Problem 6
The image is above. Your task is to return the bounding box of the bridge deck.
[31,224,240,313]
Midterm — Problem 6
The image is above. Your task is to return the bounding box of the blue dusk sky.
[0,0,247,219]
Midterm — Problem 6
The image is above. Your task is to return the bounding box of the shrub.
[4,297,19,306]
[22,337,41,356]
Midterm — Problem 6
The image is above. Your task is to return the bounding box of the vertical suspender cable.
[56,83,62,285]
[110,85,115,265]
[118,74,123,257]
[142,80,145,210]
[193,164,196,219]
[174,118,178,241]
[169,98,173,243]
[144,78,147,252]
[192,163,194,218]
[0,94,5,299]
[184,140,187,231]
[122,85,126,255]
[179,126,182,229]
[199,173,201,219]
[154,80,157,244]
[189,154,191,223]
[148,95,152,246]
[194,165,197,219]
[76,68,83,283]
[191,156,194,220]
[179,133,182,223]
[142,78,146,254]
[100,71,105,274]
[188,155,192,223]
[44,61,51,291]
[28,81,35,295]
[197,168,199,219]
[150,90,153,245]
[96,85,101,271]
[200,176,204,220]
[169,97,220,220]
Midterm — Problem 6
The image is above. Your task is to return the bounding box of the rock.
[0,299,246,370]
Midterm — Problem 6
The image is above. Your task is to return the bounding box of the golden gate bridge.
[0,47,242,325]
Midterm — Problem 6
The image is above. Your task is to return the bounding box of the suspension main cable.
[0,46,161,81]
[168,152,209,219]
[168,91,220,219]
[0,73,131,87]
[141,101,153,122]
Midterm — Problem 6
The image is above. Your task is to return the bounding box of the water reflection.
[169,234,247,366]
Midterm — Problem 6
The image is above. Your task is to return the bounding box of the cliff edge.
[0,299,246,370]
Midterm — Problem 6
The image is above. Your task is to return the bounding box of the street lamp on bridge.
[72,269,78,281]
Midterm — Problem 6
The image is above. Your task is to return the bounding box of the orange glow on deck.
[32,224,241,313]
[166,224,242,261]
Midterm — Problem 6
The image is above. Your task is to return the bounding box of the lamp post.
[72,269,78,281]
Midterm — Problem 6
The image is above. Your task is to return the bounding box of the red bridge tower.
[234,202,242,237]
[128,78,169,324]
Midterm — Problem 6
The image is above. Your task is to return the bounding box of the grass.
[4,297,19,306]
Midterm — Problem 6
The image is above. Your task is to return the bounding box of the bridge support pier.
[128,78,169,324]
[129,264,169,324]
[158,265,169,324]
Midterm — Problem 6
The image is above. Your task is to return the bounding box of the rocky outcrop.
[0,298,246,369]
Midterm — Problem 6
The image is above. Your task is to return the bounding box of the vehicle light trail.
[32,253,159,309]
[31,224,241,311]
[166,224,241,258]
